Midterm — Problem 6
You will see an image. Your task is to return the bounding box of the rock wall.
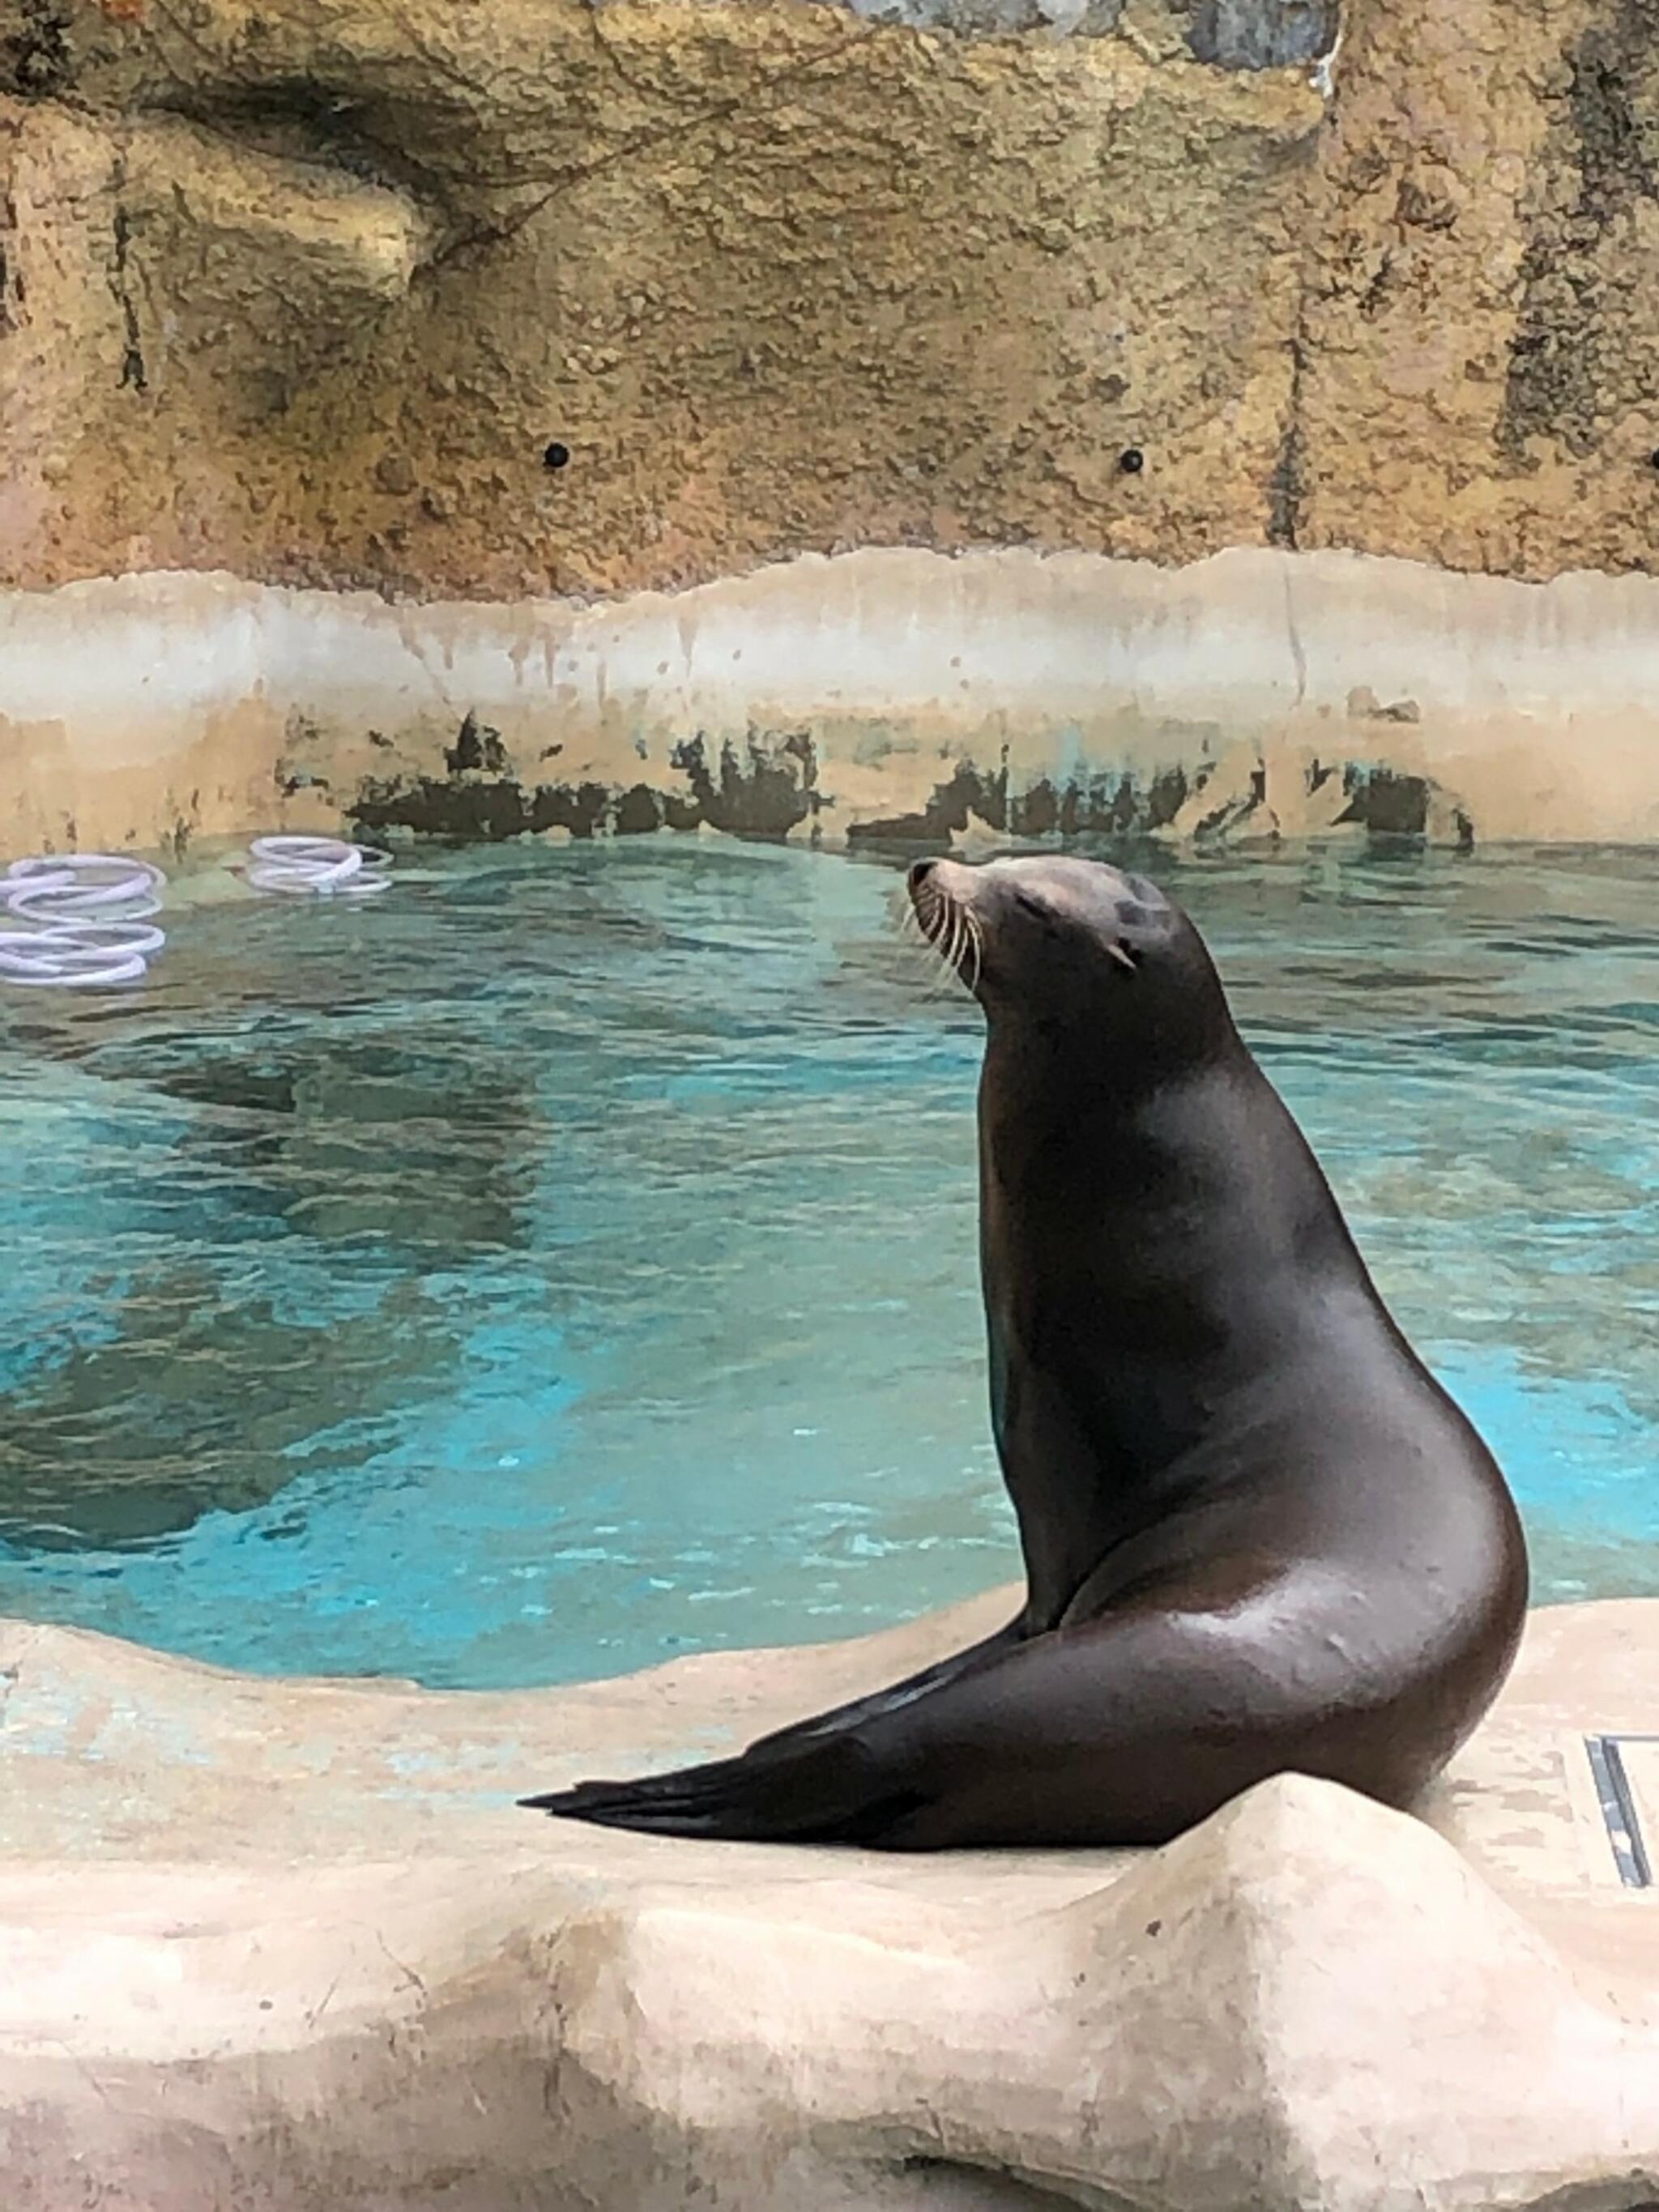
[3,0,1659,605]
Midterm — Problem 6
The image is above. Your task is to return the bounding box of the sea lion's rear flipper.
[521,1613,1024,1841]
[520,1613,1161,1847]
[521,1728,919,1845]
[521,1600,1436,1851]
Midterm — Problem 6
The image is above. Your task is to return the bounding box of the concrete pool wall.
[6,544,1659,856]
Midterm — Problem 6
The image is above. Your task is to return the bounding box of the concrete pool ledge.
[2,1594,1658,2212]
[7,547,1659,857]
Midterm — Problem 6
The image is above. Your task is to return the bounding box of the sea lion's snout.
[906,855,976,923]
[907,855,975,904]
[906,856,984,993]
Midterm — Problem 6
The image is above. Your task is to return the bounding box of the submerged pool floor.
[1,836,1654,1687]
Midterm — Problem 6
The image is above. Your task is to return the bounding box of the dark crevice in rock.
[1185,765,1265,841]
[110,194,147,394]
[893,2154,1124,2209]
[1143,765,1191,829]
[276,765,331,797]
[1500,0,1659,461]
[1572,3,1659,207]
[276,711,334,795]
[1267,333,1307,549]
[149,79,441,220]
[1,0,72,98]
[1267,118,1319,549]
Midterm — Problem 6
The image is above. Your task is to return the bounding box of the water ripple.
[0,834,1653,1684]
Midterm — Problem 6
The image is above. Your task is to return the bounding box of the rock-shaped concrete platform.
[3,1593,1657,2210]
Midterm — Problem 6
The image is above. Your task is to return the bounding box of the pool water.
[1,836,1654,1687]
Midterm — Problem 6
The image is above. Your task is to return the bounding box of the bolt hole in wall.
[0,833,1653,1686]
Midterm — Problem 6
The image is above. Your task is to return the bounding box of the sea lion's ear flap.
[1106,940,1139,973]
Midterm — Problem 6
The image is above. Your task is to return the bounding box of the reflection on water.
[0,835,1653,1686]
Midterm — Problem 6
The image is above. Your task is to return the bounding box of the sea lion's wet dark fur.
[523,856,1528,1849]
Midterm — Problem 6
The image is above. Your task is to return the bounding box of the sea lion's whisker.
[893,884,940,972]
[926,911,961,1000]
[901,897,952,999]
[897,869,980,999]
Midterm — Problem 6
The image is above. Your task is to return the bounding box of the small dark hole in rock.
[543,441,572,471]
[1119,448,1145,475]
[1650,450,1659,471]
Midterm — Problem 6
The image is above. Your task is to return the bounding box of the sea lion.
[523,855,1528,1849]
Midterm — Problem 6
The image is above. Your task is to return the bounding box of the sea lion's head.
[907,854,1233,1068]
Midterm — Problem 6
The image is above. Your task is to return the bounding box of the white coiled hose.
[0,855,168,989]
[244,835,391,897]
[0,837,394,991]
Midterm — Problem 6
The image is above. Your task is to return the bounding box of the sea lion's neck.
[977,1012,1247,1196]
[975,1013,1354,1626]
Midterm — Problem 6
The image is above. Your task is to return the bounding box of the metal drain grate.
[1586,1736,1657,1889]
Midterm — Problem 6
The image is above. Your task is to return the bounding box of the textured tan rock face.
[6,0,1657,600]
[1297,0,1659,574]
[0,0,1320,599]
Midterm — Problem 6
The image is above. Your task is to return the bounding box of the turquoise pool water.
[0,836,1654,1686]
